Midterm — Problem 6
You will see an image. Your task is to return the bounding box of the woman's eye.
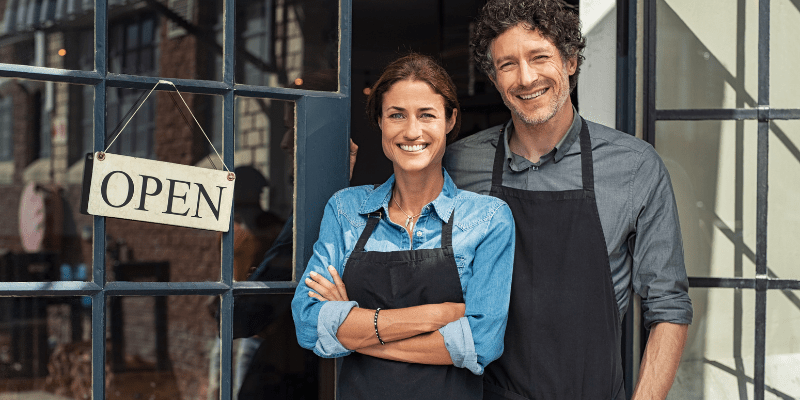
[388,113,404,119]
[420,113,436,119]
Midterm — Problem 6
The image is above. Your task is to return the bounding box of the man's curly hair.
[471,0,586,92]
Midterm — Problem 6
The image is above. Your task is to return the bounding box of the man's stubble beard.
[501,66,572,127]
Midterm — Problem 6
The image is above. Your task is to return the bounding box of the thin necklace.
[393,196,422,230]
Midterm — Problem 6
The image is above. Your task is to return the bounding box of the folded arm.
[305,265,464,350]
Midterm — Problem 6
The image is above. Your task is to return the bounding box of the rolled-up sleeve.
[439,203,515,375]
[291,195,358,358]
[631,147,693,329]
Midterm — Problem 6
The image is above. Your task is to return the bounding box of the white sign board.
[81,152,234,232]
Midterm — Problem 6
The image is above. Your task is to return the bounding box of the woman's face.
[379,79,456,176]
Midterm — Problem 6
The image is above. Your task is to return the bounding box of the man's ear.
[566,56,578,75]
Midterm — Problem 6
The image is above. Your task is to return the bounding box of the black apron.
[483,119,625,400]
[339,209,482,400]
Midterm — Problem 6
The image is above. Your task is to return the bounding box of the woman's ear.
[446,109,458,134]
[377,116,382,130]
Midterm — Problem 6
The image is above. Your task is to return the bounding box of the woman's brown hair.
[366,53,461,143]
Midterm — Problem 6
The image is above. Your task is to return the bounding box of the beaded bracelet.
[374,308,385,345]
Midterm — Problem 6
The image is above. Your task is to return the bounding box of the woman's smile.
[399,143,429,152]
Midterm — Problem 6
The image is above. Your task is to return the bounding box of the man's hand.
[632,322,689,400]
[306,265,349,302]
[349,139,358,180]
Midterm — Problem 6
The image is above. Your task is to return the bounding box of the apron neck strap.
[353,208,456,253]
[577,117,594,193]
[353,211,382,253]
[490,118,595,192]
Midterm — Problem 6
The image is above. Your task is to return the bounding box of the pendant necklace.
[393,197,422,231]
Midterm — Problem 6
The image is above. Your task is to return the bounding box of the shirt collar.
[359,168,457,223]
[502,105,581,166]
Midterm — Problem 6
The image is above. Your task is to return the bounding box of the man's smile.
[517,87,548,100]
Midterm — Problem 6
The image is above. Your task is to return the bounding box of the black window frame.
[641,1,800,399]
[0,1,353,399]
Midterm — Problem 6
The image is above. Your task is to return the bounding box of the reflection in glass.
[0,296,91,397]
[230,294,333,399]
[105,90,223,283]
[771,0,800,108]
[765,291,800,397]
[656,120,758,279]
[669,288,756,399]
[656,0,758,110]
[0,2,95,71]
[233,97,297,282]
[767,120,800,279]
[108,295,215,399]
[108,0,224,81]
[235,0,339,90]
[0,78,94,281]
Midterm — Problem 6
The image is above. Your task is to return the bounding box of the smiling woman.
[291,54,516,400]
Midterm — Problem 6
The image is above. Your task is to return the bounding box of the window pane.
[231,294,334,399]
[656,120,759,279]
[235,0,339,91]
[771,0,800,108]
[0,296,92,397]
[767,120,800,279]
[107,295,215,400]
[0,3,94,71]
[233,97,295,282]
[105,90,224,283]
[108,0,224,81]
[0,78,93,272]
[656,0,759,110]
[765,291,800,398]
[669,287,757,399]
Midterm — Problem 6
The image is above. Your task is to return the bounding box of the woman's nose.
[403,118,423,140]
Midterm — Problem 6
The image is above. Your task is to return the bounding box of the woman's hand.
[306,265,349,302]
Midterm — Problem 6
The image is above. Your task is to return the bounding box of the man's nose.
[518,62,538,87]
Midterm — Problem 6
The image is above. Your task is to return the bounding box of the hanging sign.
[80,80,235,232]
[81,152,234,232]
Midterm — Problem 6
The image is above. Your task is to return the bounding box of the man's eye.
[499,62,514,70]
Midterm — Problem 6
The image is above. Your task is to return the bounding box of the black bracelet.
[374,308,385,345]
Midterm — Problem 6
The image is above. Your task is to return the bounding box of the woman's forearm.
[337,303,464,350]
[355,331,453,365]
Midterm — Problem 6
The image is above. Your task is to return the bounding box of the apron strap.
[490,125,507,189]
[577,117,595,193]
[353,211,382,253]
[440,211,455,249]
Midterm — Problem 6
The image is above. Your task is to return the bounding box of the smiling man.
[443,1,693,399]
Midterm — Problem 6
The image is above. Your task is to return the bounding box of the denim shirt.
[291,169,514,375]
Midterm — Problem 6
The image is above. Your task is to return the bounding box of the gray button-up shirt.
[444,110,692,328]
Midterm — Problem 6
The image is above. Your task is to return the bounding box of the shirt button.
[416,231,423,237]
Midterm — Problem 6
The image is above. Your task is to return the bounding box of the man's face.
[488,24,577,127]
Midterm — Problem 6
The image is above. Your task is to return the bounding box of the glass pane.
[105,90,224,283]
[771,0,800,108]
[0,3,94,71]
[235,0,339,91]
[0,78,93,278]
[108,0,224,81]
[230,293,334,399]
[0,296,92,397]
[768,120,800,279]
[107,295,215,400]
[656,120,758,279]
[656,0,759,110]
[765,291,800,398]
[233,97,295,282]
[668,288,756,399]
